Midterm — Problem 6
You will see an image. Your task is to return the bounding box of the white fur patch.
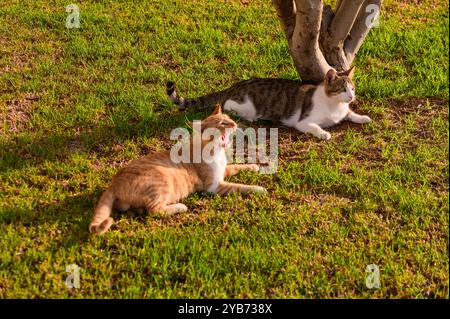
[223,95,258,122]
[281,109,301,128]
[301,84,350,129]
[206,148,227,193]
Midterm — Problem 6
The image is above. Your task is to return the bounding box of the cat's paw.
[252,186,268,195]
[357,115,372,124]
[171,203,188,213]
[158,203,188,216]
[248,164,260,172]
[318,131,331,140]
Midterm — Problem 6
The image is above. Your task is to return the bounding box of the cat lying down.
[167,67,371,140]
[90,105,266,235]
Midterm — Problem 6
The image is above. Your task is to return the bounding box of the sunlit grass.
[0,0,448,298]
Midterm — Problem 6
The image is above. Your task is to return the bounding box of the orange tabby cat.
[90,105,267,234]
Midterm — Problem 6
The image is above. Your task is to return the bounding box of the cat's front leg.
[296,122,331,140]
[346,110,371,124]
[224,164,259,177]
[215,182,267,195]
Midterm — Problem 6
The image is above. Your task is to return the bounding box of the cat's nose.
[348,93,355,102]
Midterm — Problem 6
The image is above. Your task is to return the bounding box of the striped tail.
[166,81,226,111]
[89,187,115,235]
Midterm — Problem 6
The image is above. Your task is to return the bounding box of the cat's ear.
[326,69,337,83]
[212,104,222,115]
[338,66,355,78]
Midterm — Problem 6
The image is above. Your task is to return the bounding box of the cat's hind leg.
[147,201,188,216]
[296,121,331,140]
[160,203,188,215]
[114,199,130,212]
[223,96,258,122]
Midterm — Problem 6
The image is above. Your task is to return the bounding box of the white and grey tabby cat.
[167,67,371,140]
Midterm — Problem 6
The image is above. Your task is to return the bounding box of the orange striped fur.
[89,105,267,235]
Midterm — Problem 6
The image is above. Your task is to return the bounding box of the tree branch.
[321,0,365,70]
[272,0,296,43]
[290,0,331,83]
[319,5,334,51]
[320,5,334,34]
[335,0,343,12]
[272,0,380,82]
[328,0,365,47]
[344,0,382,64]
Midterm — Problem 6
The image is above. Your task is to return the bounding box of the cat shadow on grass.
[0,187,176,246]
[0,107,202,171]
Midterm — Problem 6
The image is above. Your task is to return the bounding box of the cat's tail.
[166,81,225,111]
[89,187,115,235]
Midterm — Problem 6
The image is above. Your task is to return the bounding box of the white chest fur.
[206,148,227,193]
[306,86,349,128]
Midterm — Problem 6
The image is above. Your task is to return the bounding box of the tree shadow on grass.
[0,101,375,171]
[0,190,97,246]
[0,187,160,247]
[0,108,204,172]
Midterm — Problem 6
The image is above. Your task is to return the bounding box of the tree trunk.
[272,0,382,84]
[344,0,382,65]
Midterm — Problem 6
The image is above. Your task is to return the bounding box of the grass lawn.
[0,0,448,298]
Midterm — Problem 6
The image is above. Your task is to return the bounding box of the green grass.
[0,0,448,298]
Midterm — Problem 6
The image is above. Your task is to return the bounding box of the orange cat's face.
[200,104,237,146]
